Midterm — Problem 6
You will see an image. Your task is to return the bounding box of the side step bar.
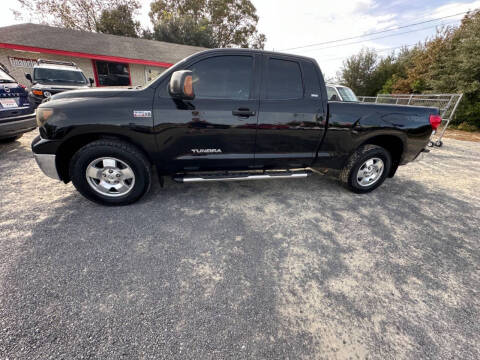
[173,170,311,183]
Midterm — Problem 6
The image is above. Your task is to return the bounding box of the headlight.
[36,108,53,127]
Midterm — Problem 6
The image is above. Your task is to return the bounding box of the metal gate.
[357,94,463,147]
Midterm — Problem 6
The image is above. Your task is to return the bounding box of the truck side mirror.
[169,70,195,100]
[25,73,32,82]
[89,78,94,86]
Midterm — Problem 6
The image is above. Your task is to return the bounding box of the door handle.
[232,108,256,117]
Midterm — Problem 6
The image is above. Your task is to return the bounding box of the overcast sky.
[2,0,480,78]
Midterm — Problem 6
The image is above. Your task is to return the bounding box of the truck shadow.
[2,175,479,359]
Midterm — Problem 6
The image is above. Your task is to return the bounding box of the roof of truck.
[35,63,84,71]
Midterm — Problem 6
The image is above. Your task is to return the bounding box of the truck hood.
[50,87,130,100]
[32,83,90,91]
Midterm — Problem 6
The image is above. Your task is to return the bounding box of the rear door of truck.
[254,55,327,168]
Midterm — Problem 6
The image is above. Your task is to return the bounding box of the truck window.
[337,87,358,102]
[326,87,338,100]
[33,68,87,84]
[188,55,252,100]
[266,58,303,100]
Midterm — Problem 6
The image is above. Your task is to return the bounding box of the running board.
[173,170,311,183]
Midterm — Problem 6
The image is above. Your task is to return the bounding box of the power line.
[279,11,469,51]
[299,20,458,53]
[320,43,419,63]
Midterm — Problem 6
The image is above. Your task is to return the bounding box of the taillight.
[429,114,442,130]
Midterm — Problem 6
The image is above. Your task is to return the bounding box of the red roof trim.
[0,42,173,68]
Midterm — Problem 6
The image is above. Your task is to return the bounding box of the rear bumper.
[0,113,36,138]
[413,148,430,162]
[33,153,60,180]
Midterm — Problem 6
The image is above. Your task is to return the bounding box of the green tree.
[149,0,266,48]
[335,10,480,128]
[337,48,378,96]
[96,4,141,37]
[368,55,405,95]
[150,15,216,48]
[14,0,140,33]
[428,11,480,127]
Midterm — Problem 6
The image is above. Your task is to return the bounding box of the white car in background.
[326,84,358,102]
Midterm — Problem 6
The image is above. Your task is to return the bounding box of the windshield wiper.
[0,80,15,83]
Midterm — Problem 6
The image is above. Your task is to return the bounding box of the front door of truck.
[254,55,326,168]
[152,53,260,173]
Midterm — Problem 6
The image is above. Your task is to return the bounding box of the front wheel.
[340,145,391,194]
[69,140,151,206]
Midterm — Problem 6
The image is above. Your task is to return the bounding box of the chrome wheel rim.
[356,157,384,187]
[85,157,135,197]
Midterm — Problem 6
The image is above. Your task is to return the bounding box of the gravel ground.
[1,130,479,359]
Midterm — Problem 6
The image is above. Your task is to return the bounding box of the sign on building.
[8,56,37,68]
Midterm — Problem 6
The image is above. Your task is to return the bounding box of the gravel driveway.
[1,130,479,359]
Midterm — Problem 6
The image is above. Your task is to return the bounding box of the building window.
[94,60,131,86]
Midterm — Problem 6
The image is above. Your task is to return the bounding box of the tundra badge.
[133,110,152,118]
[191,149,222,154]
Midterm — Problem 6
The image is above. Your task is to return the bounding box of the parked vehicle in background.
[25,59,94,108]
[32,49,440,205]
[0,62,35,142]
[326,84,358,102]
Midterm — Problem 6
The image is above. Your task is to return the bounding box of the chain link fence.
[357,94,463,146]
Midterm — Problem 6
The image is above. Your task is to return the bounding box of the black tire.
[435,140,443,147]
[340,144,392,194]
[69,139,151,206]
[0,134,22,143]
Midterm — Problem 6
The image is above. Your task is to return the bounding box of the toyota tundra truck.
[31,49,440,205]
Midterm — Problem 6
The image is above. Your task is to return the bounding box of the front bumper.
[28,93,44,108]
[0,113,36,139]
[33,153,60,180]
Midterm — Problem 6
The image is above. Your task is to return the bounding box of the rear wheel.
[69,140,151,206]
[340,145,391,194]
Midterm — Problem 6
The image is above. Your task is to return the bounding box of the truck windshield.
[0,69,15,83]
[34,68,87,84]
[337,87,358,102]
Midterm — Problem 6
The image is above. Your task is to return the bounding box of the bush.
[457,122,479,132]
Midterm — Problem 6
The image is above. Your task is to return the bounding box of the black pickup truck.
[32,49,440,205]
